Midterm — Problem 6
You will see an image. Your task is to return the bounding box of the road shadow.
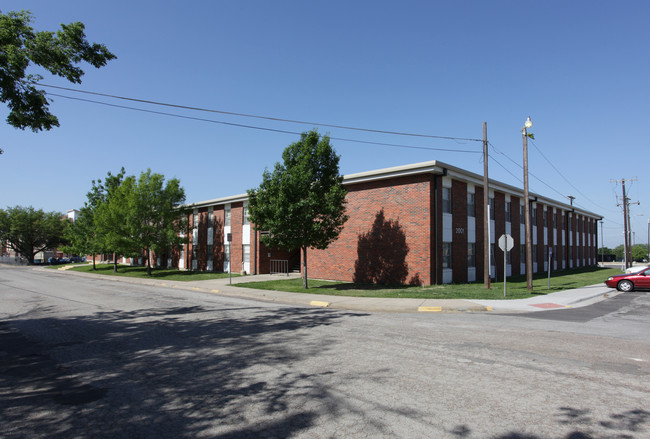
[0,306,372,438]
[449,406,650,438]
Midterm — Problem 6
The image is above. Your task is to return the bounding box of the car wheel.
[617,280,634,292]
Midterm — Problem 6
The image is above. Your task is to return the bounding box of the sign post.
[548,248,553,289]
[227,233,232,284]
[498,234,514,297]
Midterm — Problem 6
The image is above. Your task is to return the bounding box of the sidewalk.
[45,267,619,314]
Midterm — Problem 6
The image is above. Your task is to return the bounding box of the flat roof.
[185,160,601,219]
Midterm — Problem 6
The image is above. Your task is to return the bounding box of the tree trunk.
[146,248,152,277]
[92,253,96,270]
[113,252,118,273]
[302,246,308,289]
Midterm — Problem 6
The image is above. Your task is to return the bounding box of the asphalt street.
[1,266,648,438]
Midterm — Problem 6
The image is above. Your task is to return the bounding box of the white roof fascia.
[184,193,248,209]
[343,160,445,185]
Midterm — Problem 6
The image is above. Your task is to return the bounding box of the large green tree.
[94,169,186,276]
[119,170,186,276]
[0,9,116,146]
[247,130,348,288]
[93,168,131,272]
[60,205,100,268]
[0,206,68,264]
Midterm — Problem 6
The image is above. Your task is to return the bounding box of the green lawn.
[235,266,621,300]
[65,264,237,281]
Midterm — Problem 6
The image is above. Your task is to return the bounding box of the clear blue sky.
[2,1,649,249]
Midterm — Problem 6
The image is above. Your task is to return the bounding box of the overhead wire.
[528,138,617,214]
[47,93,483,154]
[487,142,569,201]
[37,82,483,142]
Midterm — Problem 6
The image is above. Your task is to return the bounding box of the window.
[520,205,525,224]
[505,202,512,223]
[532,206,537,225]
[533,244,538,263]
[225,207,231,227]
[442,188,451,214]
[467,243,476,268]
[243,244,250,264]
[243,204,250,225]
[543,210,548,227]
[207,244,214,261]
[489,198,495,220]
[467,193,475,218]
[442,242,452,268]
[224,245,230,263]
[521,244,526,261]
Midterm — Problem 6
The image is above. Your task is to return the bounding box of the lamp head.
[524,117,533,129]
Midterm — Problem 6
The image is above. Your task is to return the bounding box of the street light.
[523,116,533,290]
[647,219,649,262]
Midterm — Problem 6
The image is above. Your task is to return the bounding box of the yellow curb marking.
[191,287,201,291]
[418,306,442,312]
[211,289,220,293]
[161,283,167,286]
[486,306,493,311]
[310,301,330,308]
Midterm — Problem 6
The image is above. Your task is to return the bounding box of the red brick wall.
[309,174,432,285]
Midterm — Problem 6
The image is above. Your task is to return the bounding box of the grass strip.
[235,267,621,300]
[64,264,237,281]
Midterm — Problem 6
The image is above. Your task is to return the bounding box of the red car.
[605,267,650,292]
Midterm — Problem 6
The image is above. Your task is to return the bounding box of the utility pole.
[483,122,490,289]
[522,117,534,290]
[612,178,639,269]
[567,195,575,206]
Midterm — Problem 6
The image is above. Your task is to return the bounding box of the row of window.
[443,187,593,233]
[442,242,591,270]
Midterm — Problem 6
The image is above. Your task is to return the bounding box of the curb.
[32,267,608,314]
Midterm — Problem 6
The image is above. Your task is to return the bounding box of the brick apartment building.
[175,160,601,286]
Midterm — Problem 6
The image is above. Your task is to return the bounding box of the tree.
[0,206,68,264]
[60,206,100,268]
[119,170,186,276]
[94,169,186,276]
[247,130,348,288]
[631,244,647,262]
[93,168,130,272]
[0,9,116,143]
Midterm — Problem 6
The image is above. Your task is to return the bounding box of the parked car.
[625,265,650,274]
[605,267,650,292]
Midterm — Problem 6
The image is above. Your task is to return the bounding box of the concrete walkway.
[43,266,620,314]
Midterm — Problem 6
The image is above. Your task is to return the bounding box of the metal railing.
[270,259,289,275]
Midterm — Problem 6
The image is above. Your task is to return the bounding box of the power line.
[37,82,483,142]
[528,138,616,214]
[487,143,569,201]
[48,93,483,154]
